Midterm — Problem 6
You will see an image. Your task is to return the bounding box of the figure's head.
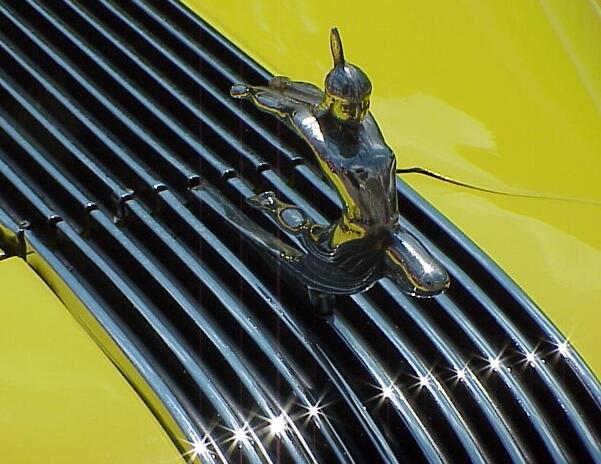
[320,28,372,124]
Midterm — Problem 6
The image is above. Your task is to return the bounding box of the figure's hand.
[230,83,252,99]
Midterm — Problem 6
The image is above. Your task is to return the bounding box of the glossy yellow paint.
[183,0,601,375]
[0,257,183,464]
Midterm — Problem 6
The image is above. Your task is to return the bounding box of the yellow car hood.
[0,257,182,464]
[183,0,601,375]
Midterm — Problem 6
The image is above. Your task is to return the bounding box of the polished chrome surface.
[0,0,599,462]
[230,29,449,302]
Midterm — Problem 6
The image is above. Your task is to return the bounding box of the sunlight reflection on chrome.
[407,370,434,391]
[272,407,320,463]
[557,340,570,358]
[177,342,586,462]
[301,401,324,420]
[183,435,212,463]
[381,383,395,400]
[299,400,327,428]
[488,356,502,372]
[370,382,399,410]
[308,404,321,418]
[233,426,250,445]
[172,337,591,463]
[269,414,287,437]
[223,423,253,453]
[525,350,537,367]
[455,368,466,382]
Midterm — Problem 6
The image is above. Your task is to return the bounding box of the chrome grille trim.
[0,0,599,462]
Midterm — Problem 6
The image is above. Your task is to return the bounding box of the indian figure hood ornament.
[230,28,449,311]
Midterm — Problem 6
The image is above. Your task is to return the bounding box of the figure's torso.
[291,107,398,240]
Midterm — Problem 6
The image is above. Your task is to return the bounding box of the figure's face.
[329,94,370,123]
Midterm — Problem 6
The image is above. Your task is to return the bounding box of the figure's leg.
[247,191,312,235]
[383,227,450,297]
[198,184,304,261]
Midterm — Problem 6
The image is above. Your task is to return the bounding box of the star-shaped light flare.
[183,435,212,463]
[557,340,570,358]
[488,356,501,372]
[269,414,287,437]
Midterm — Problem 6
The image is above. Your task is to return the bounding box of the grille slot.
[0,1,599,463]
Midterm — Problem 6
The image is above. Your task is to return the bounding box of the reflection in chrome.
[455,368,467,382]
[488,357,502,372]
[306,404,322,419]
[380,384,395,400]
[230,28,449,311]
[231,425,251,447]
[184,436,213,463]
[525,350,538,366]
[269,414,287,437]
[557,340,570,358]
[180,335,575,462]
[418,374,431,388]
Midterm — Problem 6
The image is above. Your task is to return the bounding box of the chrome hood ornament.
[231,28,449,311]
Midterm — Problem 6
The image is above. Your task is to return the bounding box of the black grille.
[0,1,599,462]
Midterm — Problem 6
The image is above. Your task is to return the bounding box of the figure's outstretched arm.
[232,80,332,179]
[231,83,298,119]
[269,76,324,105]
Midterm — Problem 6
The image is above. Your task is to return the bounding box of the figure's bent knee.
[247,191,308,234]
[384,230,450,297]
[279,207,307,231]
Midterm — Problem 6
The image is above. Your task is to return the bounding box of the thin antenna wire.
[396,167,601,207]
